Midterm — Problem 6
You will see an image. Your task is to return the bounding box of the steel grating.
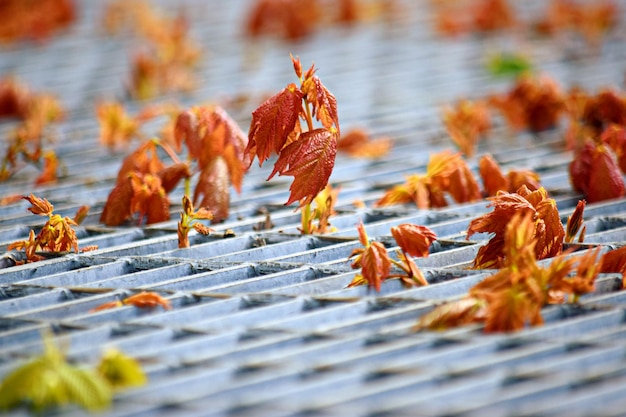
[2,0,626,416]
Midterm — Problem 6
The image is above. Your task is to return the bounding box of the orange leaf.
[123,291,171,310]
[414,298,485,331]
[601,124,626,173]
[269,127,338,207]
[23,193,54,216]
[246,85,303,167]
[359,241,391,292]
[100,178,134,226]
[336,128,392,158]
[302,76,340,131]
[441,99,491,157]
[116,140,165,184]
[446,159,482,204]
[507,169,541,193]
[73,205,90,225]
[90,300,123,312]
[193,156,230,223]
[479,154,509,196]
[467,187,564,269]
[391,224,437,258]
[570,141,626,203]
[158,163,191,194]
[34,150,58,186]
[565,200,586,243]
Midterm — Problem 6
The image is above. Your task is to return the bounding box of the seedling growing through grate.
[376,150,481,209]
[416,212,604,333]
[178,195,213,248]
[348,222,437,291]
[8,194,94,264]
[0,77,65,185]
[245,55,340,233]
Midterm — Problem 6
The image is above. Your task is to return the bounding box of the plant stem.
[301,202,312,234]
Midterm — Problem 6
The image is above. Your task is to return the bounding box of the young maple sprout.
[8,194,94,264]
[245,55,340,227]
[348,222,437,291]
[416,212,604,333]
[178,195,213,248]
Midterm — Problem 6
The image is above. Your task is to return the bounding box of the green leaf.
[486,52,533,78]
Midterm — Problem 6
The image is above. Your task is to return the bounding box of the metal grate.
[2,1,626,416]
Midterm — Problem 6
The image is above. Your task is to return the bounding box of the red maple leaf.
[246,85,304,167]
[268,127,338,207]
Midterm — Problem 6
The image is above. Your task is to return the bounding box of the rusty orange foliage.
[103,0,201,99]
[601,125,626,173]
[599,246,626,288]
[0,78,64,183]
[569,140,625,204]
[175,105,250,222]
[488,75,565,133]
[100,140,190,226]
[348,222,390,292]
[0,0,75,44]
[478,154,541,197]
[471,0,516,33]
[565,200,586,243]
[534,0,619,46]
[417,212,602,332]
[246,55,340,208]
[8,195,93,264]
[376,151,481,209]
[91,291,171,312]
[348,222,437,291]
[244,0,394,41]
[442,99,491,157]
[177,195,213,248]
[336,128,392,159]
[433,0,515,36]
[245,0,322,41]
[96,101,140,149]
[467,186,564,269]
[34,150,59,186]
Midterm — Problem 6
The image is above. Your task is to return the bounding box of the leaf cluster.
[416,212,604,333]
[0,334,146,413]
[244,0,398,41]
[534,0,618,46]
[175,105,250,222]
[336,128,393,159]
[0,0,75,44]
[567,88,626,203]
[0,77,65,184]
[441,99,491,157]
[467,186,564,269]
[100,139,190,226]
[102,0,201,99]
[246,55,340,207]
[434,0,515,36]
[8,194,93,263]
[348,222,437,291]
[375,150,482,209]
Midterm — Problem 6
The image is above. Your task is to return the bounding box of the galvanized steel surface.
[2,1,626,416]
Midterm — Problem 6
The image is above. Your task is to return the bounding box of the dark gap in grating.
[0,317,40,332]
[0,285,49,300]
